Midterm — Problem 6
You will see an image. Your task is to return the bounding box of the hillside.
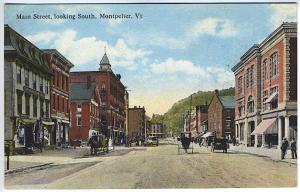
[161,87,235,135]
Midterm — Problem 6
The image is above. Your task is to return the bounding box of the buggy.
[91,134,109,155]
[178,132,194,154]
[211,137,229,153]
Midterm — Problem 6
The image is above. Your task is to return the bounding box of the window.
[77,116,81,126]
[249,65,254,87]
[263,90,268,111]
[25,94,30,116]
[40,77,43,93]
[247,95,254,113]
[270,52,278,77]
[263,59,268,80]
[77,104,82,113]
[62,76,65,90]
[45,100,49,118]
[17,65,21,84]
[238,76,243,95]
[17,91,22,115]
[57,95,60,111]
[45,82,49,94]
[57,72,60,87]
[25,70,29,86]
[246,68,249,87]
[32,73,37,90]
[33,97,37,117]
[270,86,278,110]
[40,99,44,118]
[240,125,244,141]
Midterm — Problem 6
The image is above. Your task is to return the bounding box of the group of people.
[280,137,297,160]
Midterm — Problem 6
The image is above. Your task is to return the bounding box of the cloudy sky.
[4,3,297,116]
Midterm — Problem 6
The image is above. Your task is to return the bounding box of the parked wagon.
[211,137,229,153]
[178,132,194,154]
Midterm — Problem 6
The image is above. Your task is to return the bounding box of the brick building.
[128,106,146,140]
[207,90,235,139]
[70,53,126,145]
[44,49,73,147]
[232,22,297,148]
[4,25,52,152]
[196,105,208,134]
[69,81,101,145]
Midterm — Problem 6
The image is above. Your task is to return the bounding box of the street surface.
[5,143,297,189]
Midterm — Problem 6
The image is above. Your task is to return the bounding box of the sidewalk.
[4,145,144,174]
[229,144,297,165]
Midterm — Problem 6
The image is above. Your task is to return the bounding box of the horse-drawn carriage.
[89,134,109,155]
[211,137,229,153]
[178,132,194,154]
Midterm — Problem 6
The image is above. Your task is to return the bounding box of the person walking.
[290,138,297,159]
[280,138,289,160]
[88,132,97,156]
[232,136,236,146]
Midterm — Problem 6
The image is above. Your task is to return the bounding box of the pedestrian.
[280,138,289,160]
[290,138,297,159]
[88,132,97,156]
[232,136,236,146]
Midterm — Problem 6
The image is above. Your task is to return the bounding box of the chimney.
[87,75,91,88]
[214,89,219,95]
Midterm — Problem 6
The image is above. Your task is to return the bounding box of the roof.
[43,49,74,68]
[70,82,97,101]
[219,96,235,108]
[100,53,110,65]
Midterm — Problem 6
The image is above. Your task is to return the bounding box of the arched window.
[263,59,268,80]
[247,95,254,113]
[270,52,278,77]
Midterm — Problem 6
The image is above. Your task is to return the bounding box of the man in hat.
[280,138,289,159]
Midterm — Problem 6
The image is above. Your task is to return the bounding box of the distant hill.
[160,87,235,135]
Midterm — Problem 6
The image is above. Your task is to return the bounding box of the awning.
[201,132,214,138]
[42,121,55,126]
[251,118,277,135]
[264,92,278,103]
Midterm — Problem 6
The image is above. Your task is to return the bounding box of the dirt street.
[5,144,297,189]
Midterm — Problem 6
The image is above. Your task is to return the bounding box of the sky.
[4,3,297,116]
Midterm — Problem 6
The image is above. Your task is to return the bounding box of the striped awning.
[251,118,277,135]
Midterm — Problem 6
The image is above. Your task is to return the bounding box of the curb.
[229,149,297,165]
[5,163,54,175]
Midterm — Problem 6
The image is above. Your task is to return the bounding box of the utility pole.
[189,95,192,132]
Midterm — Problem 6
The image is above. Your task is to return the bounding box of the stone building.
[149,123,164,138]
[232,22,297,148]
[4,25,52,153]
[70,53,126,145]
[69,81,101,145]
[128,106,146,140]
[207,90,235,139]
[43,49,74,147]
